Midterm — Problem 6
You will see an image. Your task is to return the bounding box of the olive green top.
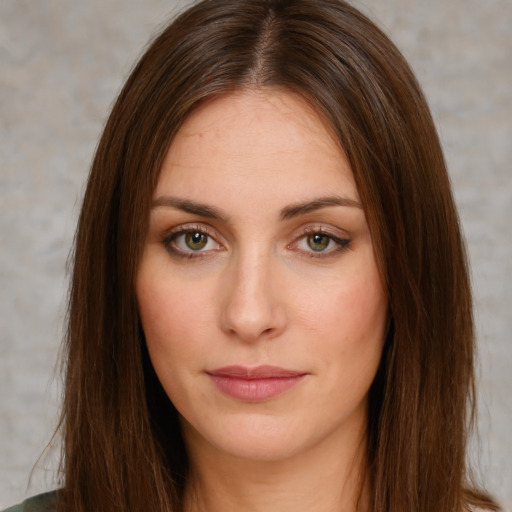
[2,491,57,512]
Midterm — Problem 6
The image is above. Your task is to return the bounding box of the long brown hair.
[58,1,499,511]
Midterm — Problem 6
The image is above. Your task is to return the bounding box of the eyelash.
[162,225,351,260]
[162,224,219,260]
[292,227,351,258]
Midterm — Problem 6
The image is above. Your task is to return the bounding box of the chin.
[182,411,318,463]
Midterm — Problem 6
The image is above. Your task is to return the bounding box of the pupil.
[186,232,207,250]
[308,234,329,251]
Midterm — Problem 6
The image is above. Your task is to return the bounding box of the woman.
[3,0,501,511]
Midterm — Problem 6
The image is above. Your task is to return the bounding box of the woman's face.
[136,90,388,463]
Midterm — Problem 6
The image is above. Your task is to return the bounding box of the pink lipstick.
[206,365,307,402]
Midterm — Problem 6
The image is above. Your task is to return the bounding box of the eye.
[292,229,350,257]
[163,226,223,257]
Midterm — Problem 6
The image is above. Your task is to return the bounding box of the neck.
[182,421,370,512]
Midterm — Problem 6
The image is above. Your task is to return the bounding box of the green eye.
[185,232,208,250]
[307,234,331,251]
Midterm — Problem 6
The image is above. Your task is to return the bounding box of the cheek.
[136,263,215,361]
[136,264,218,410]
[296,269,387,342]
[316,281,387,407]
[292,258,388,391]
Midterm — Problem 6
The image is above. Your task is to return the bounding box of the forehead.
[155,89,359,208]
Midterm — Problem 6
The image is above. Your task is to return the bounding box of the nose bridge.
[220,244,286,342]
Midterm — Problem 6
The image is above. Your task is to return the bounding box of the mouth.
[206,365,308,402]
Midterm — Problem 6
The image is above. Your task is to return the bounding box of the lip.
[206,365,308,402]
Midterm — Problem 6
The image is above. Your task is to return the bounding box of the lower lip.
[208,375,305,402]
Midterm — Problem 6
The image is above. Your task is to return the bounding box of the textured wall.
[1,0,510,508]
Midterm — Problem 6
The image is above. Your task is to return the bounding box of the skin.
[136,89,388,512]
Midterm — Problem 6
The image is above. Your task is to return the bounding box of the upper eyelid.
[165,223,218,239]
[296,224,350,241]
[163,222,346,237]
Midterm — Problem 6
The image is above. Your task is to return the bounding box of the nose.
[219,251,287,343]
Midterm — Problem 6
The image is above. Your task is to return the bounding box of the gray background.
[1,0,511,508]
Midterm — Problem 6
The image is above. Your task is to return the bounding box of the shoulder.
[1,491,58,512]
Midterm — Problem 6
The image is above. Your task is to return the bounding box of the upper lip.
[206,365,307,379]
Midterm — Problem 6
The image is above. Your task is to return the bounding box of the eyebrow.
[151,194,363,221]
[152,196,229,221]
[279,195,363,219]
